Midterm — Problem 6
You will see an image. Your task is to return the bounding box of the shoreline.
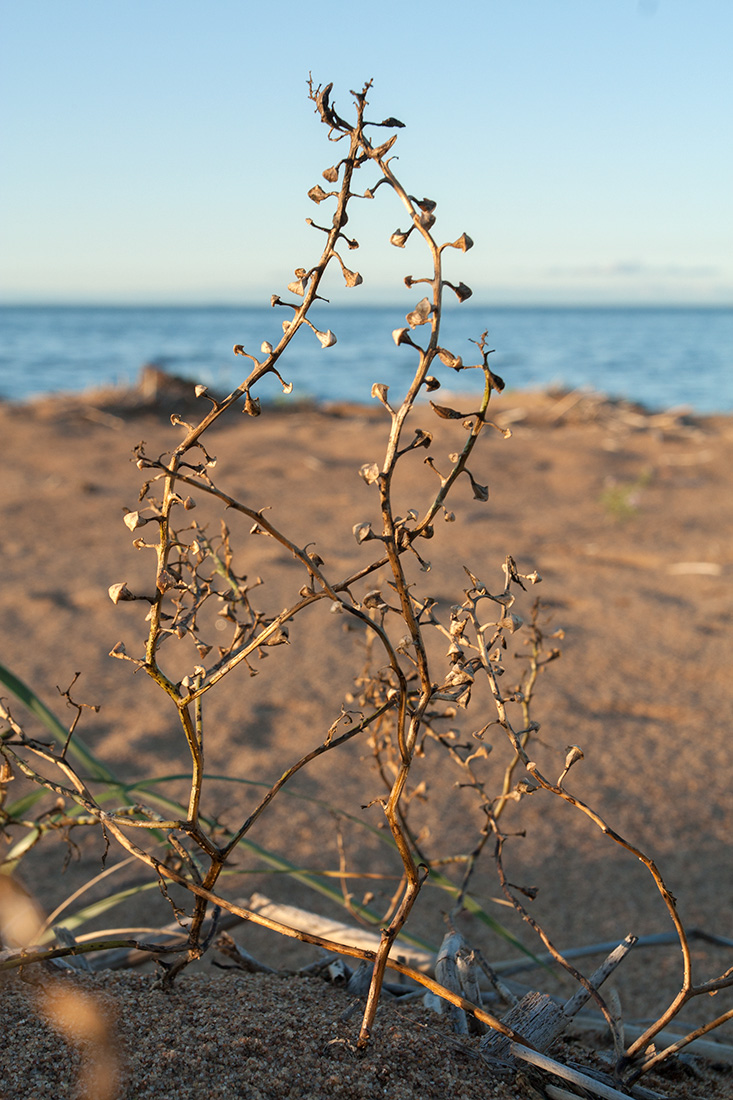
[1,366,721,426]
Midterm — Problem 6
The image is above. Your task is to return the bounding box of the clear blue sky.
[1,0,731,306]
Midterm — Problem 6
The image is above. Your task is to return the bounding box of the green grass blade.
[39,880,162,942]
[0,661,112,782]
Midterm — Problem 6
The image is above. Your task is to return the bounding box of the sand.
[1,379,732,1098]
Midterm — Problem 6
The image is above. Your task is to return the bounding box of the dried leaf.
[194,384,208,398]
[316,329,337,348]
[322,165,339,183]
[288,277,307,296]
[489,370,505,392]
[392,327,411,346]
[260,341,273,355]
[390,229,410,248]
[424,375,440,391]
[453,281,473,302]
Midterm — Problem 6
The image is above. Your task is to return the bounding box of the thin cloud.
[545,261,721,279]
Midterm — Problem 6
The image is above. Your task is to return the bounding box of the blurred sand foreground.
[1,382,732,1098]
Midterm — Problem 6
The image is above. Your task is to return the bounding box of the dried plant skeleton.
[2,80,731,1091]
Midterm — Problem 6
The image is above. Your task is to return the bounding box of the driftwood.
[511,1045,665,1100]
[481,935,637,1067]
[238,892,435,972]
[431,931,487,1036]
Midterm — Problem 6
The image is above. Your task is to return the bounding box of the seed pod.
[244,392,261,417]
[467,471,489,501]
[359,463,380,484]
[449,233,474,252]
[353,521,373,544]
[430,401,464,420]
[371,382,391,408]
[108,582,134,604]
[390,229,411,248]
[123,511,145,532]
[342,268,363,288]
[406,297,431,328]
[156,569,177,592]
[437,348,463,370]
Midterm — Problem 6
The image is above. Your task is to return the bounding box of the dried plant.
[2,79,732,1092]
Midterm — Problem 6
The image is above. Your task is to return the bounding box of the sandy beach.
[1,379,732,1098]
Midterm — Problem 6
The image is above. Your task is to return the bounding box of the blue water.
[1,305,731,413]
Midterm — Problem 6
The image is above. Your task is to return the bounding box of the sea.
[1,305,731,414]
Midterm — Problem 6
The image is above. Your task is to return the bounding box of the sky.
[1,0,731,306]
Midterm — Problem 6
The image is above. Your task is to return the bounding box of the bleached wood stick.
[511,1044,645,1100]
[562,934,637,1018]
[244,892,435,971]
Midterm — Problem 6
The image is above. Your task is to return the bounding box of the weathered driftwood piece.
[544,1085,663,1100]
[569,1014,733,1068]
[481,935,636,1067]
[430,932,487,1035]
[511,1045,664,1100]
[242,892,435,972]
[492,928,733,977]
[214,931,277,974]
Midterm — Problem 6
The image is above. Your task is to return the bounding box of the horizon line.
[2,299,731,311]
